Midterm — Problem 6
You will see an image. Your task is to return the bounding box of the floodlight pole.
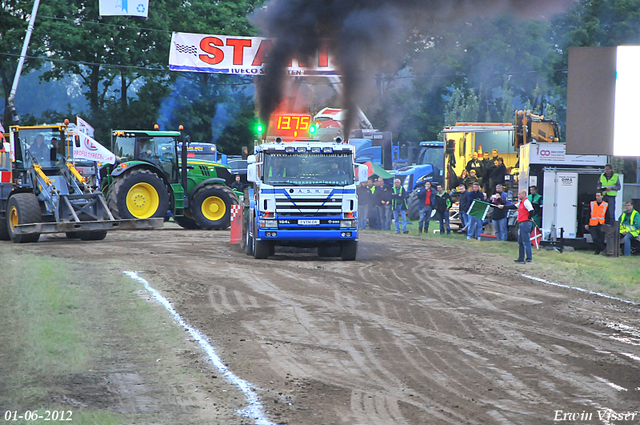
[8,0,41,125]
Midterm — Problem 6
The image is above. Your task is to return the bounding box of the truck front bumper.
[256,228,357,242]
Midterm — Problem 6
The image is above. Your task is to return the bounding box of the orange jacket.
[589,201,608,226]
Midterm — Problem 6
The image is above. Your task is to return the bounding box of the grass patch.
[369,220,640,302]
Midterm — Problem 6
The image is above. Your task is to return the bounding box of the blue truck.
[243,138,368,260]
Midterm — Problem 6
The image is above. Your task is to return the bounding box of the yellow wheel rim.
[9,206,18,231]
[126,182,160,219]
[201,196,226,221]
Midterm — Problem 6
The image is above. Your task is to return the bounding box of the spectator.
[356,179,373,230]
[466,182,486,240]
[585,191,608,255]
[492,157,507,191]
[513,190,535,263]
[391,178,409,234]
[490,184,509,241]
[481,152,494,192]
[528,186,543,228]
[414,181,437,235]
[458,169,469,187]
[373,177,391,230]
[596,163,620,224]
[457,183,470,233]
[369,177,382,230]
[465,152,482,177]
[464,169,479,188]
[435,184,451,235]
[619,201,640,256]
[230,175,244,192]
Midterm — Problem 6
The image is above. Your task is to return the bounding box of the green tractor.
[101,129,240,230]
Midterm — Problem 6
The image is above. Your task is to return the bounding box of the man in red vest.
[585,191,608,255]
[514,190,535,264]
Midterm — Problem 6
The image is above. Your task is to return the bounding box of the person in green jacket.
[619,201,640,256]
[597,164,621,224]
[528,186,542,228]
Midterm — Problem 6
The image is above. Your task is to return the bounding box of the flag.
[99,0,149,17]
[467,199,491,220]
[77,116,95,138]
[530,226,542,249]
[74,132,116,165]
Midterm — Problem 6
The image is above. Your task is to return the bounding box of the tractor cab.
[11,125,68,172]
[111,130,181,183]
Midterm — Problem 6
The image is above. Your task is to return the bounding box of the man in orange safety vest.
[584,191,608,255]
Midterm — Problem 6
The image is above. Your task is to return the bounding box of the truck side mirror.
[247,163,257,182]
[247,154,256,164]
[446,139,455,155]
[357,164,369,183]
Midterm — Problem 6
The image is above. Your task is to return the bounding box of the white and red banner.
[72,118,115,164]
[74,132,116,164]
[76,116,95,138]
[169,32,338,76]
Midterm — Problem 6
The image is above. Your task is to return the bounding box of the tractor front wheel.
[7,193,42,243]
[107,169,169,220]
[191,185,238,230]
[407,191,420,221]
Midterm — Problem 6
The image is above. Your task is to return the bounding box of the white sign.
[614,46,640,156]
[99,0,149,17]
[528,143,608,166]
[169,32,338,76]
[74,132,116,165]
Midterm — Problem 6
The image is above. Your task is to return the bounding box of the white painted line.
[522,274,639,306]
[124,271,275,425]
[593,375,628,392]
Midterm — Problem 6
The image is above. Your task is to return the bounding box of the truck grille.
[276,196,343,217]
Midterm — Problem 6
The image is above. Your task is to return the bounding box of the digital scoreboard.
[266,114,315,140]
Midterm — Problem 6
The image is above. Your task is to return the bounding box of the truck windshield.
[18,128,66,168]
[263,153,354,186]
[417,147,444,167]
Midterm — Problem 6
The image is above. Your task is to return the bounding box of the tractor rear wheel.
[174,215,200,229]
[191,185,238,230]
[7,193,42,243]
[107,169,169,220]
[407,191,420,221]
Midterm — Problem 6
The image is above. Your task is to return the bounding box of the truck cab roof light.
[311,147,321,153]
[322,147,333,153]
[285,147,295,153]
[297,147,307,153]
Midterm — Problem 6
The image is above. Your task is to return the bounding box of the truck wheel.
[65,232,80,239]
[407,191,420,221]
[243,213,253,256]
[0,219,9,240]
[340,241,357,261]
[191,185,238,230]
[253,217,269,259]
[107,169,168,219]
[174,215,199,230]
[7,193,42,243]
[77,230,108,241]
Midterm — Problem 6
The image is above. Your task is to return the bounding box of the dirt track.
[22,226,640,424]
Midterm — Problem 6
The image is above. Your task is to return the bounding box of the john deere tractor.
[101,129,239,230]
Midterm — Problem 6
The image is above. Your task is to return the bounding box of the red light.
[187,152,195,158]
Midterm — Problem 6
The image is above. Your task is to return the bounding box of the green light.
[257,124,263,133]
[309,125,316,133]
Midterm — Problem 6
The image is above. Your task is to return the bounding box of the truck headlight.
[341,220,356,228]
[259,220,278,228]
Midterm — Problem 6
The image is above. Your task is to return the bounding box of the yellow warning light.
[179,125,184,130]
[154,124,159,130]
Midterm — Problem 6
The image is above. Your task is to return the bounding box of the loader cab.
[10,126,68,171]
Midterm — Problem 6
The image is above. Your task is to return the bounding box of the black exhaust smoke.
[251,0,575,137]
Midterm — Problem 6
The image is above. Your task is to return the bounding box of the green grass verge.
[369,220,640,302]
[0,251,215,424]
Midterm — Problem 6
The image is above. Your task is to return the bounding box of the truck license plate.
[298,219,320,225]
